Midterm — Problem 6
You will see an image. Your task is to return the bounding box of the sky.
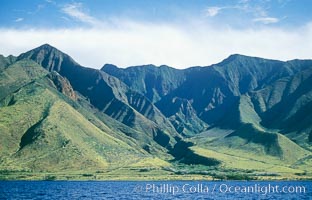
[0,0,311,69]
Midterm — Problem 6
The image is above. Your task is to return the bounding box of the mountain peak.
[101,64,119,71]
[32,43,64,54]
[225,54,250,61]
[19,43,63,58]
[218,54,266,66]
[38,43,54,49]
[17,43,78,72]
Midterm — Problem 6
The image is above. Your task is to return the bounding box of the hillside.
[0,44,312,180]
[0,59,157,171]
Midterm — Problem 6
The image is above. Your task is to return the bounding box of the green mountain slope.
[17,44,180,151]
[0,55,16,71]
[0,59,48,100]
[103,55,312,141]
[102,53,312,177]
[102,64,186,103]
[156,97,208,136]
[1,44,312,180]
[250,67,312,150]
[0,61,151,173]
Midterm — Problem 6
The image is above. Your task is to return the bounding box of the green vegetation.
[0,44,312,180]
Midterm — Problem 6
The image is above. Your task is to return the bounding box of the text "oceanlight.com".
[140,183,306,196]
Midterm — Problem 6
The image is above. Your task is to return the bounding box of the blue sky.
[0,0,311,68]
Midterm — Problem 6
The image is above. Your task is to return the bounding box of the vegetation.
[0,44,311,180]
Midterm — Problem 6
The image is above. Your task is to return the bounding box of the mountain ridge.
[1,44,312,180]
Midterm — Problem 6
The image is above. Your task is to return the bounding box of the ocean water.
[0,181,311,199]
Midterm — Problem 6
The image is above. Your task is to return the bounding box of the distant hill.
[0,44,311,180]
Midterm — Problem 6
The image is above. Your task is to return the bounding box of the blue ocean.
[0,181,311,199]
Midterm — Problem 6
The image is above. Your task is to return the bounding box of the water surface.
[0,181,311,199]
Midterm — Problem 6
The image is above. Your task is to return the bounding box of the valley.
[0,44,311,180]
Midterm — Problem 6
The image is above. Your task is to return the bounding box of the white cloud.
[253,17,279,24]
[0,21,311,69]
[61,3,101,26]
[205,7,223,17]
[14,18,24,22]
[205,3,269,20]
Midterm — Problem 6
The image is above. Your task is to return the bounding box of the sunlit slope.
[0,62,150,172]
[18,44,180,150]
[1,44,312,179]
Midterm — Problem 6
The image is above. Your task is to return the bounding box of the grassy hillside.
[18,44,180,151]
[0,59,171,179]
[1,44,311,180]
[0,59,48,100]
[0,55,16,71]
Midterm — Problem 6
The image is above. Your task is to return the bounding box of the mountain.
[102,64,208,136]
[0,59,150,174]
[102,64,186,103]
[103,55,312,136]
[0,44,311,180]
[103,53,312,177]
[17,44,180,151]
[251,65,312,151]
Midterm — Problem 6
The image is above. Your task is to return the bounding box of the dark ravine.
[0,44,312,179]
[17,44,180,150]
